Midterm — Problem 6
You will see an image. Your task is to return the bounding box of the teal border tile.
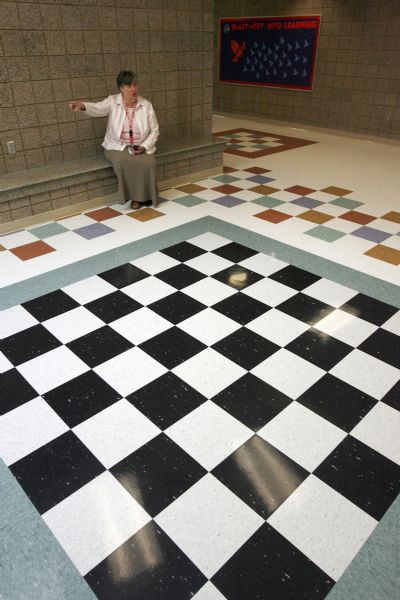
[0,460,96,600]
[326,493,400,600]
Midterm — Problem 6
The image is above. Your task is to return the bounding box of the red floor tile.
[245,167,272,174]
[254,209,292,224]
[85,207,122,221]
[213,184,243,194]
[10,241,56,261]
[340,211,376,225]
[285,185,316,195]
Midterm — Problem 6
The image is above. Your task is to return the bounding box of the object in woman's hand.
[128,144,140,155]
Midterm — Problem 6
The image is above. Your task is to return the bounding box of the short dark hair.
[117,70,137,89]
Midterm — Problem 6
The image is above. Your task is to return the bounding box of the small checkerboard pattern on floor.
[214,128,317,158]
[1,233,400,600]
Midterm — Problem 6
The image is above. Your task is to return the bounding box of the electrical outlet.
[7,141,16,154]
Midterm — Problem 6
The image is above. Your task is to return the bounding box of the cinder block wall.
[0,0,214,175]
[214,0,400,139]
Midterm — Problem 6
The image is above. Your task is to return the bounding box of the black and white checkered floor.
[1,232,400,600]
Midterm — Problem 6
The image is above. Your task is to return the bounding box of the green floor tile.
[172,195,207,207]
[330,197,364,210]
[251,196,286,208]
[29,223,69,239]
[212,174,241,183]
[305,225,347,242]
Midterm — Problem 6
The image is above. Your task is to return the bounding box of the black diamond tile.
[67,326,133,368]
[297,374,377,432]
[161,241,206,262]
[85,521,206,600]
[110,433,206,517]
[212,374,292,432]
[212,523,334,600]
[155,263,205,290]
[98,263,149,288]
[340,293,397,326]
[128,372,207,430]
[212,328,279,370]
[382,380,400,412]
[212,241,257,263]
[139,327,206,370]
[212,265,263,291]
[277,293,334,326]
[149,291,206,325]
[314,435,400,521]
[269,265,321,291]
[22,289,79,321]
[43,370,122,428]
[358,328,400,369]
[286,328,353,371]
[10,431,104,514]
[213,293,270,326]
[85,290,141,323]
[0,369,38,415]
[1,324,61,366]
[212,435,308,518]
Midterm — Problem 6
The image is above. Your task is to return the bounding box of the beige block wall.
[0,0,214,175]
[214,0,400,139]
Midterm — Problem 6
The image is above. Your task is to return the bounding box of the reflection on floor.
[0,114,399,600]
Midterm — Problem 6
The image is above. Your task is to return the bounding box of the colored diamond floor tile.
[1,114,400,600]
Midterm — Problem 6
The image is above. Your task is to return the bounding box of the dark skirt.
[104,148,158,206]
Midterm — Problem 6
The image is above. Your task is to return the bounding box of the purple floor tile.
[291,197,323,209]
[246,175,275,184]
[212,196,246,208]
[74,223,115,240]
[351,226,391,244]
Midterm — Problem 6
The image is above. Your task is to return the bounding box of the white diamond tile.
[43,471,151,575]
[155,473,263,578]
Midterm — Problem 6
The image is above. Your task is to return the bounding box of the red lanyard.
[122,98,137,145]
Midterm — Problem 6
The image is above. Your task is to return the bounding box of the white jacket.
[83,94,159,153]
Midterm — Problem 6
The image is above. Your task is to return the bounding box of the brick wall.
[214,0,400,139]
[0,0,214,174]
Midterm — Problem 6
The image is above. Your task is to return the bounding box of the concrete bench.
[0,136,226,230]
